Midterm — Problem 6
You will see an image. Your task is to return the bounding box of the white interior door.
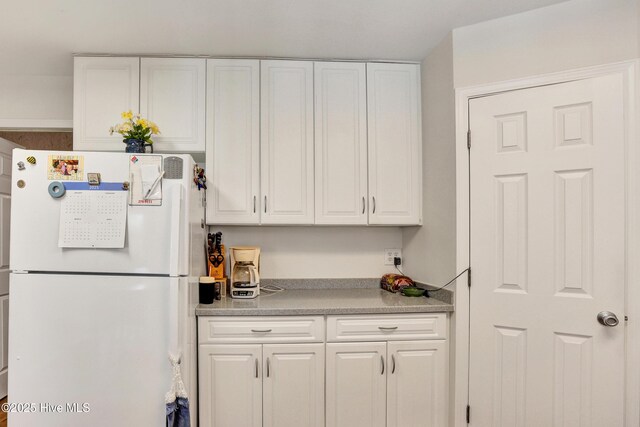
[469,73,627,426]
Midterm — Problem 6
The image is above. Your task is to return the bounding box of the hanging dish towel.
[166,354,190,427]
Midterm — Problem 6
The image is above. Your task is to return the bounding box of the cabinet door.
[314,62,368,224]
[73,57,140,151]
[387,340,447,427]
[140,58,205,152]
[199,344,262,427]
[261,60,314,224]
[326,342,386,427]
[367,63,422,225]
[206,59,260,224]
[263,344,324,427]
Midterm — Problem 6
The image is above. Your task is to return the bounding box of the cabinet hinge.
[466,404,471,423]
[467,130,471,150]
[467,268,471,288]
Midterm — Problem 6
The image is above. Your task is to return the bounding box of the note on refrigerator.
[58,190,128,248]
[129,155,163,206]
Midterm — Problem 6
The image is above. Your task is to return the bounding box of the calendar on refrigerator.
[58,190,128,248]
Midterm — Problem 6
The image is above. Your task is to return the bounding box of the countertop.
[195,288,454,316]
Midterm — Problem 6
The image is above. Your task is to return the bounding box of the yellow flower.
[136,118,149,128]
[121,110,133,120]
[150,122,160,134]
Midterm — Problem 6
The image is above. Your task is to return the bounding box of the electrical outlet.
[384,249,402,265]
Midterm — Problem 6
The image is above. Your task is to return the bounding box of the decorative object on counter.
[380,273,415,293]
[193,166,207,190]
[207,231,225,279]
[109,110,160,153]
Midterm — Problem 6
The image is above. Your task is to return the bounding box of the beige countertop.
[195,288,453,316]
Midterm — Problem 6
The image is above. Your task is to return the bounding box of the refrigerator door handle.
[169,186,183,277]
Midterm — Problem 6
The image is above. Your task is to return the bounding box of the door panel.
[10,150,193,275]
[205,59,260,224]
[367,63,421,225]
[199,344,262,427]
[314,62,368,224]
[9,274,178,426]
[469,74,626,426]
[263,343,324,427]
[140,58,206,152]
[387,340,447,427]
[326,342,386,427]
[261,60,314,224]
[73,57,140,151]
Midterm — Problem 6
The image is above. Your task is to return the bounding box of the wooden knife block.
[208,244,226,279]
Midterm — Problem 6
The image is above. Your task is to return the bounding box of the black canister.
[199,277,216,304]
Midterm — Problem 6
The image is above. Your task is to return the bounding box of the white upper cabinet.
[367,63,422,225]
[205,59,260,225]
[73,57,140,151]
[314,62,368,225]
[140,58,205,152]
[261,60,314,224]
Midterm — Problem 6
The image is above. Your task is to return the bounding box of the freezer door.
[10,150,201,276]
[8,273,193,427]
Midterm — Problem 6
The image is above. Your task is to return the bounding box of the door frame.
[453,60,640,427]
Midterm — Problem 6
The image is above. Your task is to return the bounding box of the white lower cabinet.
[198,314,448,427]
[326,340,447,427]
[386,340,447,427]
[198,316,325,427]
[326,342,387,427]
[199,344,262,427]
[263,344,325,427]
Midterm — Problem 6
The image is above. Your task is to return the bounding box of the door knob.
[597,311,619,327]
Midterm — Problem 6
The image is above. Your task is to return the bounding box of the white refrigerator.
[8,149,205,426]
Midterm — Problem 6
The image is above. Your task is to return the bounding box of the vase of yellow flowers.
[109,111,160,153]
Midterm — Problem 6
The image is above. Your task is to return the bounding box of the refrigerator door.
[10,150,201,276]
[8,273,193,427]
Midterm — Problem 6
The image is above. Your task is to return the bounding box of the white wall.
[402,34,457,286]
[0,75,73,129]
[215,226,402,279]
[453,0,639,88]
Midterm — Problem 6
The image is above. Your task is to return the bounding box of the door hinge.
[467,130,471,150]
[466,404,471,423]
[467,268,471,288]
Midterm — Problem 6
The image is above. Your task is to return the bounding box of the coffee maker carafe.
[229,247,260,299]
